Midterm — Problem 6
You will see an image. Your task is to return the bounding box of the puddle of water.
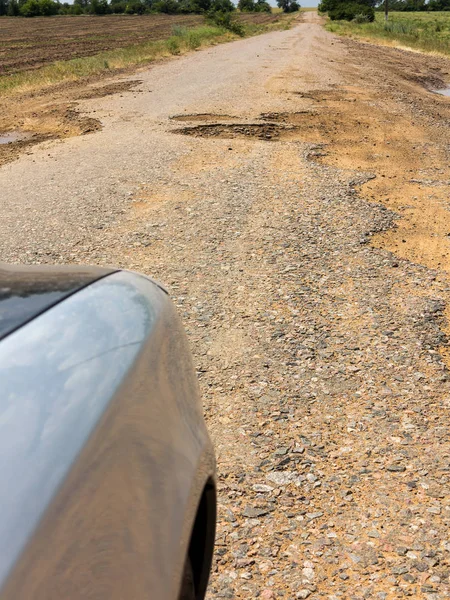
[0,131,31,145]
[434,87,450,97]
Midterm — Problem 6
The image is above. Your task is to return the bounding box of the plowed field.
[0,13,280,75]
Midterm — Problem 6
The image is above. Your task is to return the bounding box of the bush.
[210,0,234,10]
[20,0,41,15]
[166,36,181,53]
[329,2,374,20]
[237,0,254,10]
[152,0,179,11]
[172,25,188,35]
[20,0,59,15]
[255,0,271,11]
[186,30,201,47]
[39,0,59,14]
[209,9,244,34]
[124,0,145,12]
[238,0,271,10]
[352,12,370,22]
[89,0,110,12]
[110,0,127,12]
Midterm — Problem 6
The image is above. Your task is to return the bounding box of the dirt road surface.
[2,12,450,599]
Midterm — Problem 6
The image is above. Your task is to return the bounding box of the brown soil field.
[236,12,280,24]
[0,13,280,76]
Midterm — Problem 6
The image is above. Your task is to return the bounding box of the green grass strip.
[325,11,450,57]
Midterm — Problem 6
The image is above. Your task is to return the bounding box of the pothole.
[170,113,236,123]
[173,123,301,141]
[260,111,314,124]
[170,109,357,143]
[433,86,450,97]
[64,109,102,135]
[0,105,100,168]
[0,131,33,145]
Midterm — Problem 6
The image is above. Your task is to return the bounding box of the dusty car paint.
[0,271,215,600]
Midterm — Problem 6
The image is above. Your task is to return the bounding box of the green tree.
[319,0,375,9]
[20,0,41,15]
[7,0,20,14]
[428,0,450,9]
[73,0,89,10]
[326,1,374,19]
[89,0,110,12]
[238,0,255,9]
[195,0,211,11]
[40,0,59,14]
[0,0,9,16]
[211,0,234,10]
[255,0,271,11]
[277,0,300,11]
[318,0,334,11]
[124,0,145,12]
[177,0,197,11]
[58,2,71,13]
[110,0,127,11]
[319,0,375,18]
[152,0,179,11]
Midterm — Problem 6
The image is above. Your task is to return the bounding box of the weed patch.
[325,11,450,56]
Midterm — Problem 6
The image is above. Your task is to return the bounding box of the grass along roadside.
[0,15,294,96]
[325,11,450,56]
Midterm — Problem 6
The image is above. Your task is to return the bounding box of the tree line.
[319,0,375,21]
[319,0,448,22]
[0,0,228,16]
[381,0,449,10]
[0,0,301,16]
[238,0,300,11]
